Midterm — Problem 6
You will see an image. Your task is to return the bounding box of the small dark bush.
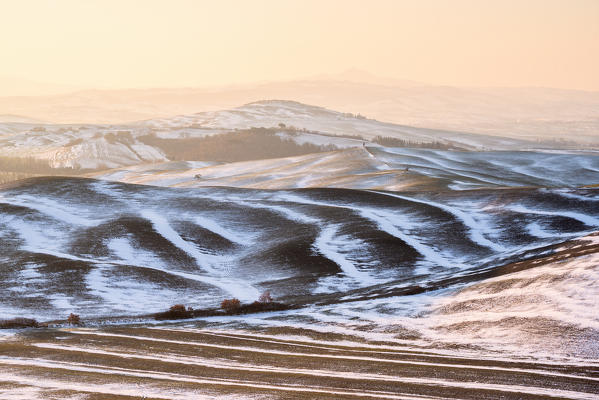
[221,298,241,312]
[0,318,38,329]
[67,313,81,325]
[154,304,193,320]
[169,304,186,313]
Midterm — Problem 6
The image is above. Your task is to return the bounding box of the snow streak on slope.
[1,177,599,399]
[94,147,599,191]
[177,233,599,362]
[1,177,598,322]
[422,234,599,357]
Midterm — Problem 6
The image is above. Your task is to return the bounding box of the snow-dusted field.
[0,177,598,399]
[0,177,597,324]
[93,146,599,191]
[1,100,599,399]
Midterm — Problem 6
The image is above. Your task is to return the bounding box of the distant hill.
[0,77,598,141]
[0,100,542,171]
[0,114,45,123]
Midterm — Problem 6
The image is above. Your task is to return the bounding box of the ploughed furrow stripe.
[26,343,599,399]
[0,374,200,400]
[67,330,599,383]
[0,358,441,400]
[0,354,597,400]
[154,327,450,357]
[154,327,599,370]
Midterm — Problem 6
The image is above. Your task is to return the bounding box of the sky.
[1,0,598,93]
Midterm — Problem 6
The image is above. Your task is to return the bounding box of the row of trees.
[0,156,79,174]
[371,135,460,150]
[0,156,88,185]
[138,127,337,163]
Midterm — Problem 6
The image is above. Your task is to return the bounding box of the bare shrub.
[169,304,186,313]
[221,298,241,312]
[154,304,192,320]
[67,313,80,325]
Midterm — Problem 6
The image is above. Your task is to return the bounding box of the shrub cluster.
[0,318,39,329]
[67,313,81,325]
[169,304,186,313]
[154,304,194,320]
[221,298,241,312]
[154,291,288,321]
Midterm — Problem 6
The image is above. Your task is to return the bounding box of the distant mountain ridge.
[0,114,46,124]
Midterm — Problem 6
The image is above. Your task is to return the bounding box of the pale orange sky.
[1,0,598,93]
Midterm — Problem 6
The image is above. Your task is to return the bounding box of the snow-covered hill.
[1,100,595,182]
[0,114,46,124]
[1,176,598,364]
[0,123,165,169]
[0,100,542,171]
[2,176,598,320]
[94,146,599,191]
[142,100,532,150]
[1,78,598,143]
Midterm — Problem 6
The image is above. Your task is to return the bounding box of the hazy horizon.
[5,68,599,98]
